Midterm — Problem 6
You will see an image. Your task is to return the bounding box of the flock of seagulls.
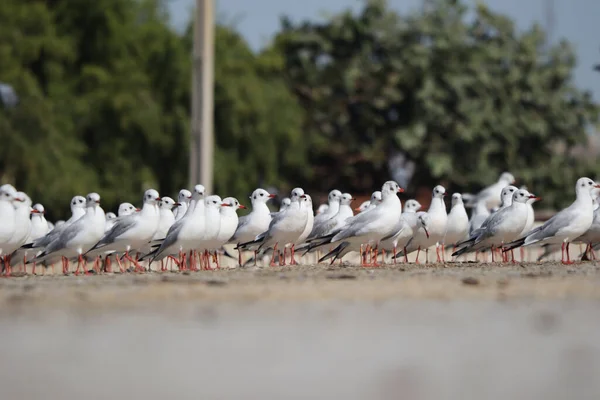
[0,172,599,276]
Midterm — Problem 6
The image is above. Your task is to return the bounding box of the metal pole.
[189,0,214,193]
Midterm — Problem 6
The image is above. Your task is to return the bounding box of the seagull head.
[404,199,421,213]
[340,193,354,206]
[178,189,192,204]
[105,212,117,220]
[251,188,275,204]
[576,177,600,198]
[31,203,45,215]
[290,188,305,202]
[205,195,222,209]
[86,192,101,207]
[432,185,446,199]
[382,181,404,199]
[193,184,206,200]
[513,189,535,204]
[500,185,518,207]
[159,196,176,210]
[70,195,86,211]
[499,172,516,184]
[328,189,342,205]
[143,189,161,205]
[370,191,382,205]
[118,202,136,217]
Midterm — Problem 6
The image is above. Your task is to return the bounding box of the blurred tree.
[276,0,598,207]
[0,0,306,219]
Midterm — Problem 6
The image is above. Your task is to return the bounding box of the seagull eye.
[260,193,264,197]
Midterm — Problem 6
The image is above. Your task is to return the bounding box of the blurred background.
[1,0,599,220]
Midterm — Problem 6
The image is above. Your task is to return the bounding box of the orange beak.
[397,188,405,193]
[239,204,247,209]
[136,208,141,211]
[221,203,232,207]
[268,194,276,198]
[354,207,362,211]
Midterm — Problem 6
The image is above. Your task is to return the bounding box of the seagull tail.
[502,237,526,252]
[319,242,348,263]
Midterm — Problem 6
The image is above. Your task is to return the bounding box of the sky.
[168,0,600,101]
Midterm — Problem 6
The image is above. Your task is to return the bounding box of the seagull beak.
[300,194,306,198]
[156,197,161,201]
[397,188,405,193]
[239,204,247,209]
[31,209,40,214]
[14,197,24,202]
[351,197,356,201]
[95,200,100,204]
[268,194,276,198]
[136,208,141,212]
[175,202,181,206]
[187,195,192,199]
[423,227,430,238]
[529,194,541,201]
[442,192,447,197]
[595,184,600,188]
[354,207,361,211]
[221,203,231,207]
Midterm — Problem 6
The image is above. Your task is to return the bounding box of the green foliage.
[0,0,306,219]
[276,0,599,207]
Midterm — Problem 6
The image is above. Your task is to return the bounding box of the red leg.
[62,256,69,275]
[253,250,257,267]
[393,246,397,264]
[404,247,408,263]
[269,243,279,267]
[415,248,420,264]
[491,246,496,263]
[511,249,516,263]
[115,255,125,273]
[238,249,242,267]
[565,242,573,265]
[561,242,566,263]
[290,245,298,265]
[436,245,441,263]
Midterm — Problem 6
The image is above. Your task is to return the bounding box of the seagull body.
[153,197,176,241]
[444,193,469,248]
[0,185,18,247]
[174,189,192,221]
[319,181,404,265]
[31,193,106,273]
[229,188,274,244]
[4,192,33,255]
[295,194,315,245]
[146,185,206,263]
[465,172,516,210]
[401,185,448,262]
[504,177,600,264]
[196,195,223,255]
[85,190,161,266]
[453,189,537,259]
[309,190,341,238]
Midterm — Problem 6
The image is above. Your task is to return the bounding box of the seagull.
[306,193,355,241]
[104,203,137,233]
[453,189,537,261]
[403,199,422,213]
[12,203,50,274]
[294,194,315,260]
[575,202,600,260]
[317,204,329,215]
[174,189,192,221]
[195,195,223,269]
[2,192,32,274]
[145,184,205,268]
[504,177,600,264]
[19,196,87,267]
[355,200,370,213]
[210,197,245,268]
[228,188,275,265]
[310,190,342,237]
[85,189,161,272]
[31,193,106,274]
[318,181,404,266]
[444,193,469,251]
[465,172,516,210]
[0,185,18,250]
[399,185,448,263]
[237,188,307,266]
[153,197,177,241]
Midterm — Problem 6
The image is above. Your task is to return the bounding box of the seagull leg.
[415,248,420,264]
[511,249,516,263]
[435,244,441,263]
[253,250,258,267]
[238,249,242,267]
[491,246,496,263]
[381,249,386,265]
[393,246,397,264]
[269,244,278,267]
[62,256,69,275]
[565,242,574,265]
[290,245,298,265]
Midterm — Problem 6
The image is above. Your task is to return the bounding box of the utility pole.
[189,0,215,193]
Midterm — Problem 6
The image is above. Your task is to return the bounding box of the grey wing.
[94,215,138,248]
[229,215,251,242]
[43,222,82,254]
[524,211,570,244]
[32,227,64,248]
[154,221,184,257]
[381,217,408,241]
